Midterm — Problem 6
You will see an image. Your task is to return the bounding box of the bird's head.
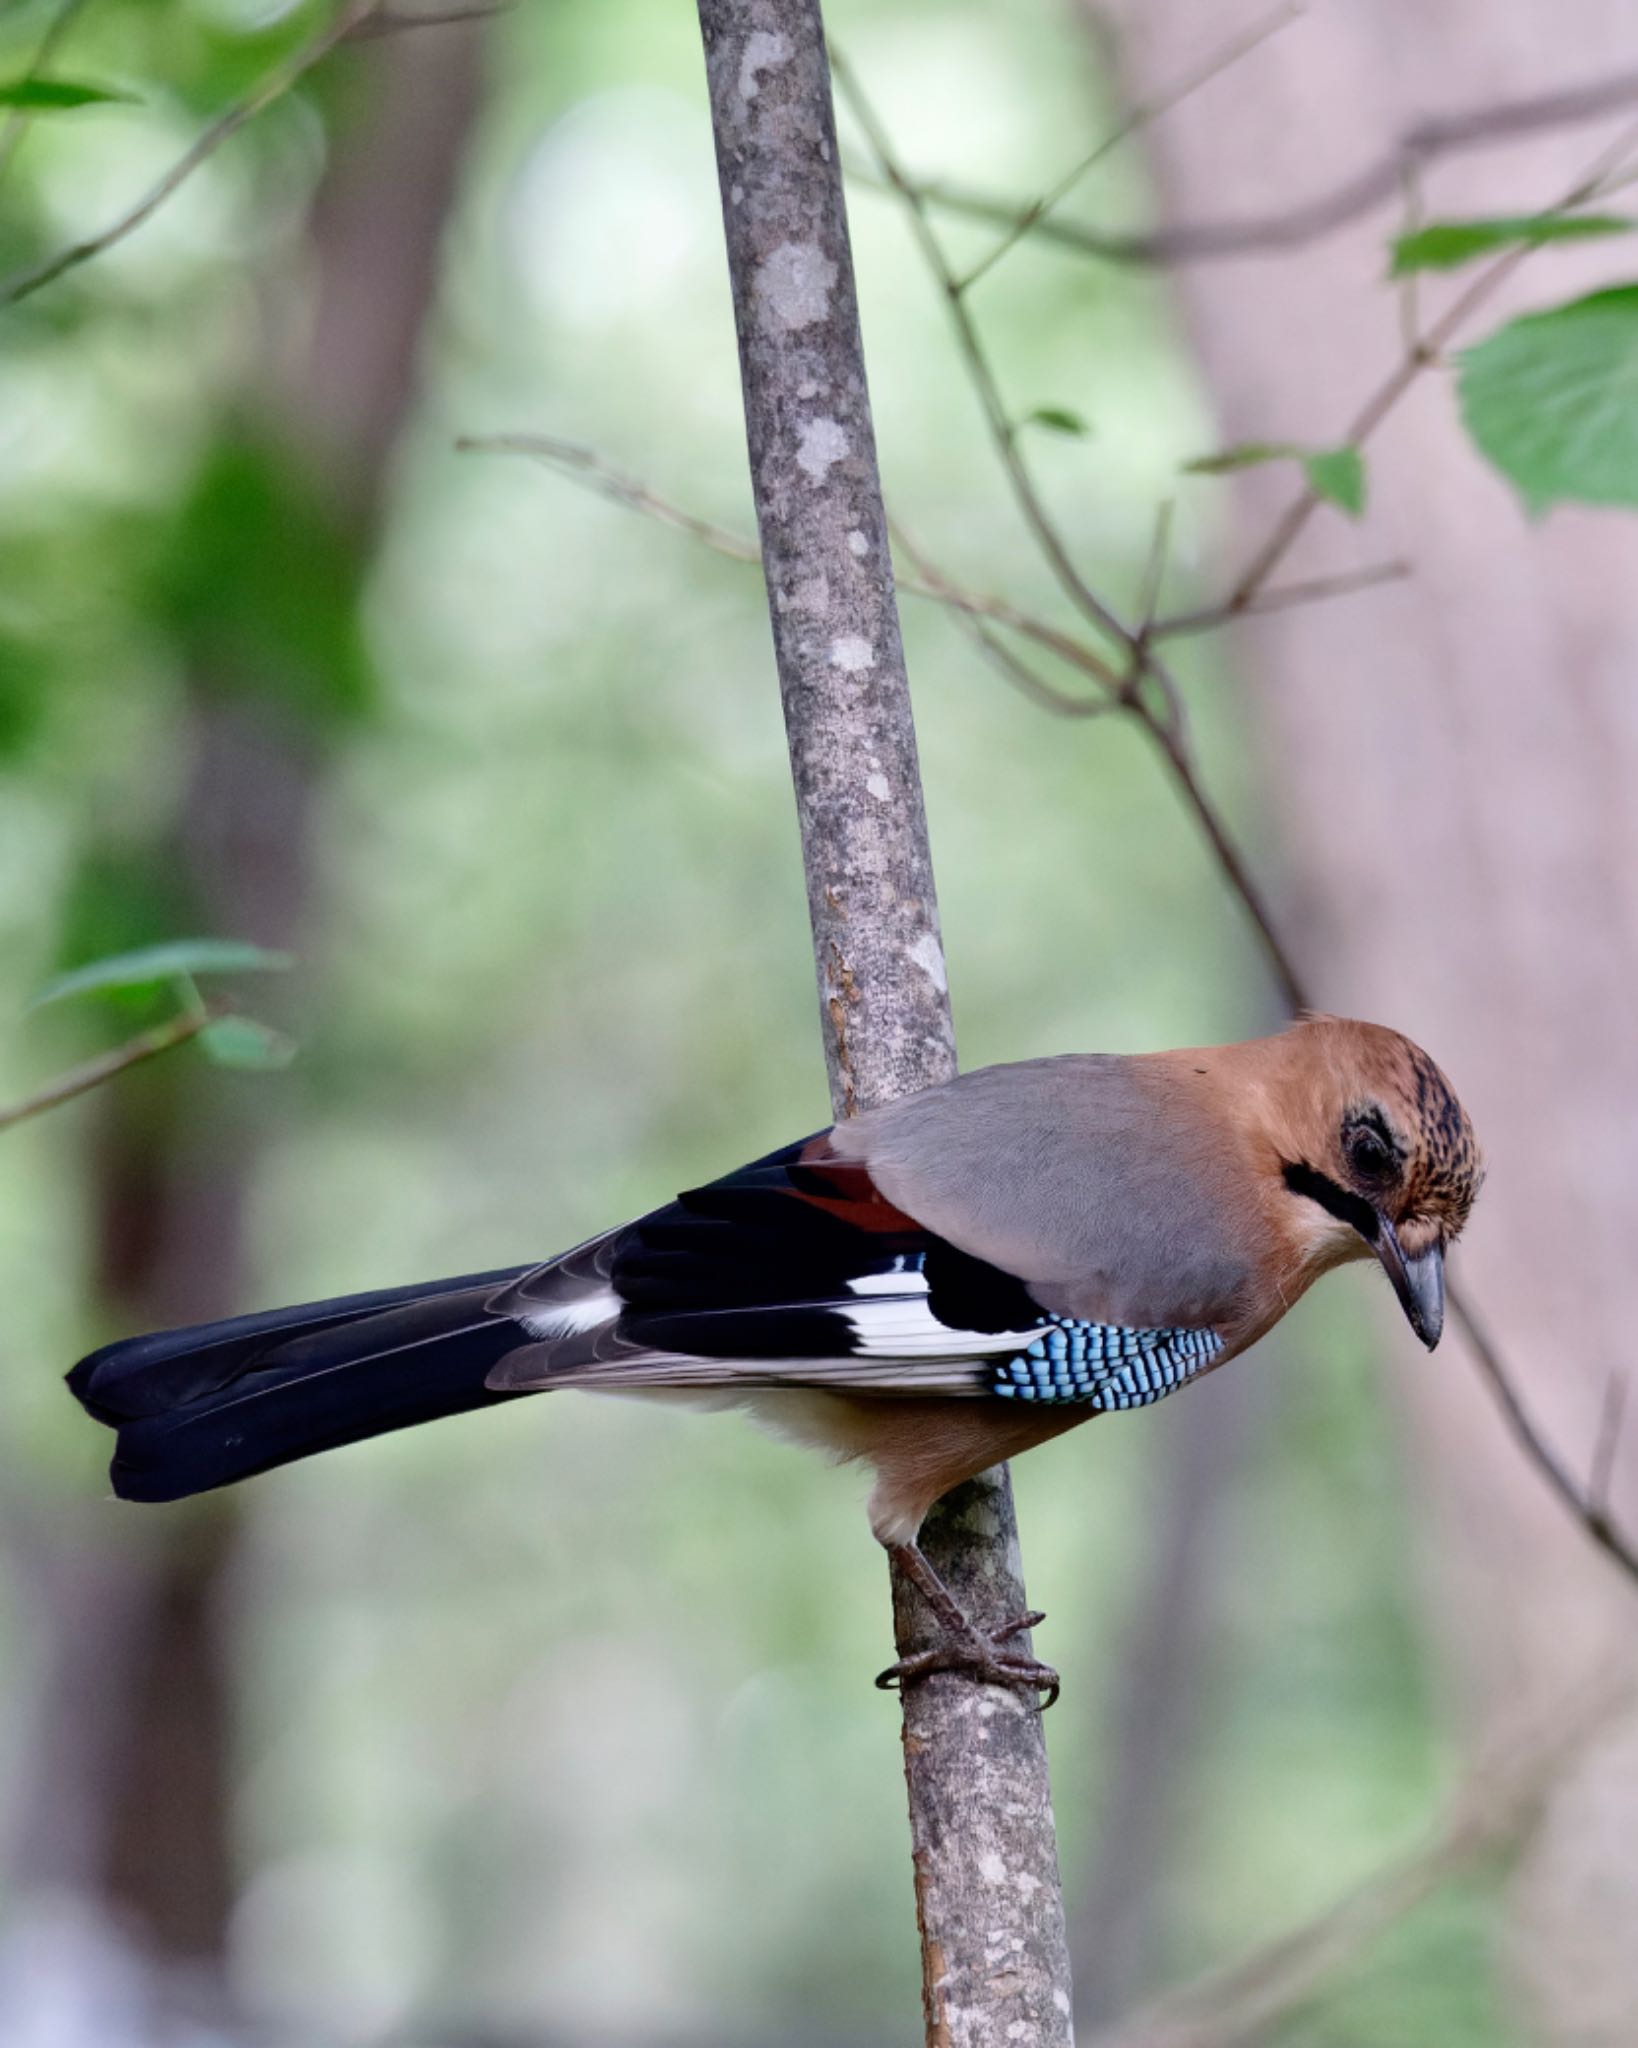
[1268,1017,1482,1350]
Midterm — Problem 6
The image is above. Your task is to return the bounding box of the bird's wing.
[828,1055,1255,1330]
[485,1135,1223,1406]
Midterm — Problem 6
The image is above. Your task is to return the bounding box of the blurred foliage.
[0,0,1542,2043]
[148,431,374,733]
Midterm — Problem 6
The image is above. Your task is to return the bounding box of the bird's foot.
[876,1609,1060,1710]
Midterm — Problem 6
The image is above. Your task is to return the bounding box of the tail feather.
[70,1264,544,1503]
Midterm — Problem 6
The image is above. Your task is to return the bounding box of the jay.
[69,1015,1480,1699]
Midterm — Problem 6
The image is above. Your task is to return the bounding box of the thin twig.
[837,45,1299,1002]
[1149,558,1411,640]
[0,1012,211,1133]
[1450,1292,1638,1578]
[1144,718,1303,1008]
[1395,163,1426,362]
[833,46,1133,659]
[956,0,1301,293]
[1089,1663,1634,2048]
[891,517,1116,719]
[0,0,380,312]
[1590,1369,1631,1529]
[459,432,762,563]
[887,60,1638,270]
[1133,498,1176,642]
[346,0,508,39]
[0,0,96,197]
[470,437,1308,1006]
[462,431,1130,690]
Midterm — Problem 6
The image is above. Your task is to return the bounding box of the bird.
[68,1014,1480,1703]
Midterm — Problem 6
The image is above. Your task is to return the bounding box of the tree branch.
[692,5,1072,2043]
[884,59,1638,270]
[834,47,1306,1012]
[1148,559,1411,640]
[460,431,1130,689]
[345,1,510,36]
[0,1012,211,1133]
[953,0,1300,293]
[0,0,381,311]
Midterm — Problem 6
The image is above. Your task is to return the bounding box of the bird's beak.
[1374,1219,1444,1349]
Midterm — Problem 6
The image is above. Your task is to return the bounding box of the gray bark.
[693,4,1074,2042]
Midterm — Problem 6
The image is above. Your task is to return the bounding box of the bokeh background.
[3,1,1637,2043]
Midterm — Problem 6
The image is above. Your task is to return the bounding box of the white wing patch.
[516,1287,621,1340]
[846,1265,930,1298]
[843,1294,1036,1359]
[842,1265,1035,1359]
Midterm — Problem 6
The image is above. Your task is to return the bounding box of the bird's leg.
[877,1540,1060,1709]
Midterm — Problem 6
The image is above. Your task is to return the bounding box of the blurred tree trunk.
[1098,1,1638,2036]
[10,24,487,2001]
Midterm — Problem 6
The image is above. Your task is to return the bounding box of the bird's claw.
[875,1612,1060,1711]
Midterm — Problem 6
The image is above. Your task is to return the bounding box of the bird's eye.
[1343,1114,1399,1185]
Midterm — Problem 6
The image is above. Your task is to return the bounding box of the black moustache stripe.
[1282,1161,1380,1244]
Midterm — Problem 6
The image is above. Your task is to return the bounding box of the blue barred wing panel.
[993,1319,1223,1409]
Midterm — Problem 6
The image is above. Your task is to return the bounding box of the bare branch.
[835,43,1304,1008]
[1089,1663,1635,2048]
[345,1,509,39]
[460,432,762,565]
[887,60,1638,269]
[0,1012,211,1133]
[1148,558,1411,640]
[463,430,1129,690]
[955,0,1301,293]
[0,0,380,312]
[1133,497,1176,641]
[832,46,1133,659]
[1449,1292,1638,1582]
[891,517,1117,719]
[1591,1369,1631,1528]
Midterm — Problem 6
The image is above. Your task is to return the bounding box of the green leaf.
[32,940,293,1009]
[1457,285,1638,513]
[199,1016,296,1071]
[1182,441,1301,474]
[1302,445,1367,517]
[0,78,137,110]
[1182,439,1366,515]
[1390,213,1634,276]
[1024,406,1091,437]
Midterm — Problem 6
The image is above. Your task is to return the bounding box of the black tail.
[68,1266,539,1503]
